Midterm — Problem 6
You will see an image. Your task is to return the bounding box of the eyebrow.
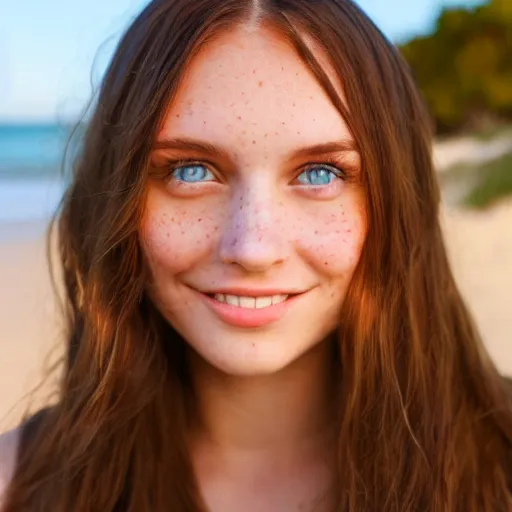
[152,137,358,163]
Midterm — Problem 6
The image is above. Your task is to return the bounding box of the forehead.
[158,24,352,164]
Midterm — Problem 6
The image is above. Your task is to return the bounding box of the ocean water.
[0,124,70,222]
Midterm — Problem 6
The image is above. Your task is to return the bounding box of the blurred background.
[0,0,511,428]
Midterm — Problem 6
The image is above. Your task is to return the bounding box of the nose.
[219,185,288,272]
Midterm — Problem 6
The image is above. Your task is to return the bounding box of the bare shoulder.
[0,426,21,504]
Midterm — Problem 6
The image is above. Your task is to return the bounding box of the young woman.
[1,0,511,510]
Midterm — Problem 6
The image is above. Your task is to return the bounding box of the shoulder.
[0,407,54,508]
[0,426,21,506]
[502,375,512,388]
[501,375,512,398]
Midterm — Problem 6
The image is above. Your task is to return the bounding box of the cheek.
[293,196,367,275]
[140,194,219,274]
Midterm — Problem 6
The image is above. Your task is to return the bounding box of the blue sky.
[0,0,485,122]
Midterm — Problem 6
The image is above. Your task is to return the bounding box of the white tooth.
[255,296,272,309]
[214,293,225,303]
[271,294,288,305]
[239,296,256,309]
[225,294,240,307]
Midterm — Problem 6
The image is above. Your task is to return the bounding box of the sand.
[0,222,62,430]
[441,200,512,375]
[1,163,511,431]
[433,132,512,172]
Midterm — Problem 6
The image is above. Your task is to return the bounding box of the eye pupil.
[174,164,209,182]
[298,166,338,186]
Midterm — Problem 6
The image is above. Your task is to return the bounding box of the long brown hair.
[5,0,512,510]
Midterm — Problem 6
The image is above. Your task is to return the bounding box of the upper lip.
[192,286,310,297]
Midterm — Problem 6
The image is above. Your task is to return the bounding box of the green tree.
[399,0,512,133]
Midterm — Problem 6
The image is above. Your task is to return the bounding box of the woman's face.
[141,25,367,376]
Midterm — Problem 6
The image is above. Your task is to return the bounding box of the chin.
[185,329,327,377]
[205,357,292,377]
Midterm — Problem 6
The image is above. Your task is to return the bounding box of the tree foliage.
[399,0,512,133]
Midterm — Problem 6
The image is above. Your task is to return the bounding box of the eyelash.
[162,156,355,184]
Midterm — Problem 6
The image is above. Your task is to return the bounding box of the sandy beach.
[0,222,62,430]
[1,149,511,431]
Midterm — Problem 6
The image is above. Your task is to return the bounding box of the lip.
[194,288,308,328]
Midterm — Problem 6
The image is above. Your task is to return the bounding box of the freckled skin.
[141,26,367,376]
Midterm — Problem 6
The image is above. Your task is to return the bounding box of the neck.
[187,339,337,456]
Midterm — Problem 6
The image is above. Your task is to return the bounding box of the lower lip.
[199,292,304,328]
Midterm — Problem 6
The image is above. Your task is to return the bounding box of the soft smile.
[192,288,309,328]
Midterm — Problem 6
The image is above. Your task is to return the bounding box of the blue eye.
[297,165,342,186]
[171,164,214,183]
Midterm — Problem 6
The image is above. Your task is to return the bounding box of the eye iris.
[299,167,335,185]
[175,165,208,182]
